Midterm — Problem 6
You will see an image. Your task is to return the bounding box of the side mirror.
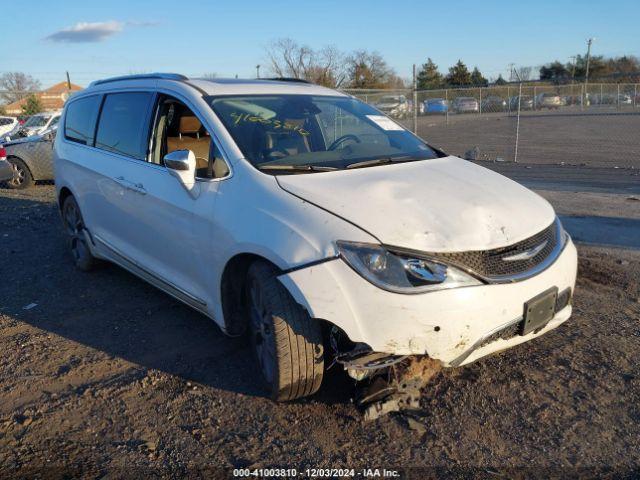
[43,131,56,142]
[164,149,199,198]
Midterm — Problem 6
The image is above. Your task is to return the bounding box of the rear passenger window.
[95,92,153,160]
[64,95,101,145]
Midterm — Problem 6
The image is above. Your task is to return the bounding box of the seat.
[267,119,311,156]
[166,116,211,169]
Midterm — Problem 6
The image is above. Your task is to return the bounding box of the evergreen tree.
[416,58,443,90]
[21,94,43,115]
[446,60,472,87]
[470,67,488,86]
[494,74,507,85]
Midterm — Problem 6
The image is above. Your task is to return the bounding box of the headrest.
[179,116,201,134]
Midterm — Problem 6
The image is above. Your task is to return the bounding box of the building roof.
[3,80,83,114]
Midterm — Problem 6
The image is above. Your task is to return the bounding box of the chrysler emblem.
[502,240,548,262]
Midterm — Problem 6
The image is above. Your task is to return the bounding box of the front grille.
[426,221,558,279]
[478,322,520,348]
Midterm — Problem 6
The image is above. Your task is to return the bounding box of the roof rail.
[90,73,188,87]
[264,77,311,84]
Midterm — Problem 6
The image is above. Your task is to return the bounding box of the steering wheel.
[328,134,361,151]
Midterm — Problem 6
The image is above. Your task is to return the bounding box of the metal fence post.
[533,86,537,110]
[600,83,603,106]
[514,82,522,163]
[445,89,449,125]
[635,84,638,108]
[412,64,418,134]
[617,83,620,109]
[507,86,511,114]
[479,87,482,115]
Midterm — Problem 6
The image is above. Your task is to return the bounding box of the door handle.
[114,176,147,195]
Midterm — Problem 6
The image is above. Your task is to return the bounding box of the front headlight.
[336,241,482,294]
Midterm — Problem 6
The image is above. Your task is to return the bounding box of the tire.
[61,195,97,272]
[245,261,324,401]
[6,158,33,189]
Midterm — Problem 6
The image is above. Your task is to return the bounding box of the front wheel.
[245,261,324,401]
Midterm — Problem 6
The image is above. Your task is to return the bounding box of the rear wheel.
[7,158,33,189]
[245,261,324,401]
[62,196,97,271]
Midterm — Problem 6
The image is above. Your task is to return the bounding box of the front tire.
[62,196,97,271]
[7,158,33,189]
[246,261,324,401]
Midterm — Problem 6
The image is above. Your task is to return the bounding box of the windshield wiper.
[345,155,418,169]
[257,164,339,172]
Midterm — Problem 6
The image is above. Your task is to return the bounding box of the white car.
[8,111,61,139]
[54,74,577,400]
[0,116,18,137]
[374,94,410,118]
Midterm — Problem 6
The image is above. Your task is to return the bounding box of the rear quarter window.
[64,95,101,145]
[95,92,153,160]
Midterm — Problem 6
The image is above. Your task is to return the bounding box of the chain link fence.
[343,83,640,168]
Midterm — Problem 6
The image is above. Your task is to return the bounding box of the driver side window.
[149,95,229,179]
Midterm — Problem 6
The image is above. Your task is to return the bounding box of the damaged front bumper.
[278,238,577,368]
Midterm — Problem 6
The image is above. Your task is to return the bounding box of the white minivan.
[54,74,577,400]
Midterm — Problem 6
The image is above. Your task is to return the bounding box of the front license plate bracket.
[522,287,558,335]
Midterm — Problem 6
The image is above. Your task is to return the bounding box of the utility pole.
[256,64,260,79]
[66,71,72,90]
[507,63,515,82]
[585,38,594,86]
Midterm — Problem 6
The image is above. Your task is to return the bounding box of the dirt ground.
[1,184,639,478]
[405,109,640,168]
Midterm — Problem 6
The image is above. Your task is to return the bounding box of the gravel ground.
[1,184,639,479]
[405,109,640,168]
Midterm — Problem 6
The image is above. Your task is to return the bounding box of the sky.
[3,0,639,88]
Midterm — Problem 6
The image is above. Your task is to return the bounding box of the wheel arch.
[220,252,282,336]
[58,186,74,212]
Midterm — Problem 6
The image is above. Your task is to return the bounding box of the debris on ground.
[358,357,442,421]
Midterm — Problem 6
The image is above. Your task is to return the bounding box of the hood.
[277,156,556,252]
[376,102,401,109]
[3,132,43,148]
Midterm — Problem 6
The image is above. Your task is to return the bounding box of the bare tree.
[265,38,345,87]
[516,66,532,81]
[346,50,396,88]
[0,72,41,104]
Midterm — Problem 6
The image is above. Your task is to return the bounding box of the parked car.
[374,94,409,118]
[561,95,583,106]
[0,116,18,137]
[481,96,507,112]
[0,145,14,183]
[3,126,57,189]
[54,73,577,401]
[452,96,479,113]
[509,95,534,111]
[618,94,632,105]
[4,111,61,140]
[535,93,562,109]
[423,98,448,114]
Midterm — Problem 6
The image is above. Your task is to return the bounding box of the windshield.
[208,94,441,173]
[23,115,49,128]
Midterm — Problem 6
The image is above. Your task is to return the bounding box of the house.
[4,81,83,115]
